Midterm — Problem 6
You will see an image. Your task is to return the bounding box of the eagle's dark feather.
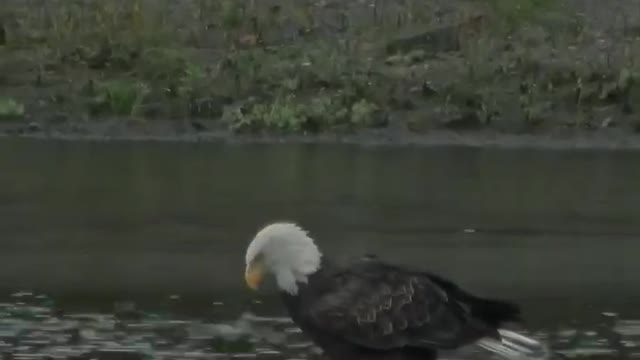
[281,257,521,360]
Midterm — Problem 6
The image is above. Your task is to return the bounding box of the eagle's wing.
[303,260,517,351]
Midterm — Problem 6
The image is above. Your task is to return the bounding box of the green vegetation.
[0,97,25,120]
[486,0,558,32]
[90,79,150,117]
[1,0,640,137]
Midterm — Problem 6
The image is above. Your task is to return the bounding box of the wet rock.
[438,108,483,130]
[3,305,50,321]
[47,112,69,125]
[385,15,485,56]
[19,338,50,348]
[209,336,254,353]
[59,349,95,360]
[86,41,112,70]
[385,25,461,55]
[0,330,23,347]
[153,322,189,345]
[622,98,633,115]
[80,79,96,96]
[599,78,631,105]
[60,328,81,346]
[600,312,619,329]
[140,103,164,118]
[93,348,146,360]
[384,54,405,66]
[406,49,427,64]
[600,117,615,128]
[190,120,207,132]
[523,102,552,129]
[421,81,438,97]
[255,348,281,359]
[113,302,143,322]
[190,98,223,119]
[25,122,41,133]
[405,110,432,133]
[388,96,414,111]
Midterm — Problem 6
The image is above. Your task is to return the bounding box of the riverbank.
[2,0,640,148]
[5,128,640,150]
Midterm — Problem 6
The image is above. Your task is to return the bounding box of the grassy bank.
[1,0,640,139]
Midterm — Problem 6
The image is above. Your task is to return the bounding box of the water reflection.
[1,139,640,358]
[0,292,635,360]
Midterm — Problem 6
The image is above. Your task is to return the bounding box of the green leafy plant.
[93,79,149,116]
[485,0,558,32]
[350,99,380,126]
[224,94,331,133]
[0,97,25,120]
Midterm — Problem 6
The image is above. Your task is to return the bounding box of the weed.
[91,79,149,117]
[1,0,638,137]
[137,48,189,82]
[224,94,307,133]
[485,0,559,33]
[223,91,384,133]
[306,94,350,127]
[220,0,245,30]
[0,97,25,120]
[350,99,380,127]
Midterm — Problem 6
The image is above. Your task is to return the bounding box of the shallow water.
[0,291,635,360]
[1,138,640,359]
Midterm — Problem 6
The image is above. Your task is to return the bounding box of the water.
[0,138,640,359]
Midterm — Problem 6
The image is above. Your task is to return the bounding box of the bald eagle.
[244,222,525,360]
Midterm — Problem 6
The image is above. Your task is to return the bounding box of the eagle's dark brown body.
[281,257,521,360]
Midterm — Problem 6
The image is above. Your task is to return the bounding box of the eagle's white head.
[244,222,322,295]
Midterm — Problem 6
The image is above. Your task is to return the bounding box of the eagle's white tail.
[475,329,551,360]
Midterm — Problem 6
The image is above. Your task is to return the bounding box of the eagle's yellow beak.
[244,260,265,291]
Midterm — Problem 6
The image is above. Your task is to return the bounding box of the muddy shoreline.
[3,126,640,150]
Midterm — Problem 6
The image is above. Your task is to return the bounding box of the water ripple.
[0,293,634,360]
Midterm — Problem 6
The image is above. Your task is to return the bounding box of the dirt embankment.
[1,0,640,148]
